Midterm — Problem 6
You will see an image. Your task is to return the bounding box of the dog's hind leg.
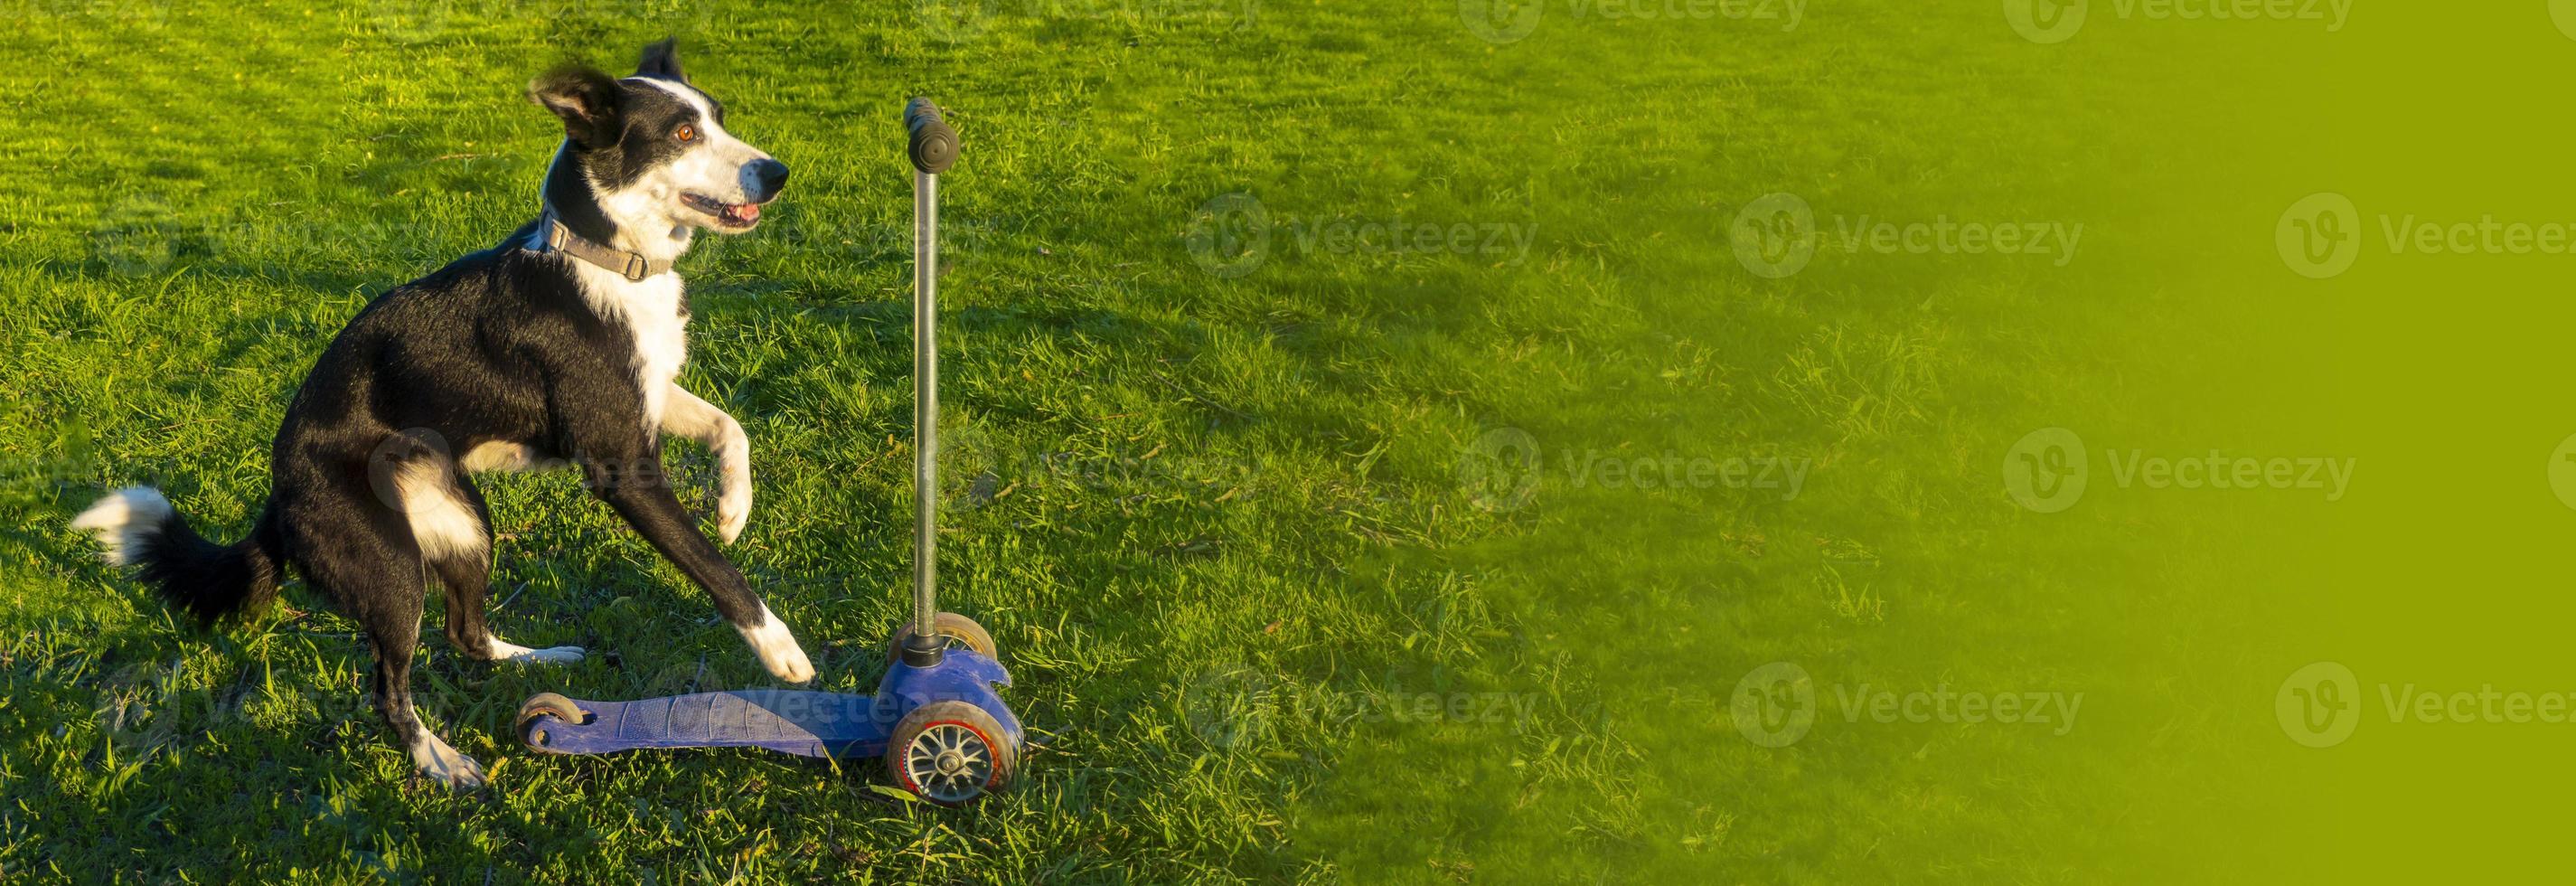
[437,553,585,664]
[292,504,486,790]
[365,586,484,789]
[432,475,582,664]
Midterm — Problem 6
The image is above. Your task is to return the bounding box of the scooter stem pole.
[912,167,939,647]
[902,98,957,666]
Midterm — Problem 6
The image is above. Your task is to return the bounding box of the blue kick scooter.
[515,99,1023,806]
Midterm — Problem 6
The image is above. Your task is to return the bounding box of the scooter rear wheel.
[517,693,590,754]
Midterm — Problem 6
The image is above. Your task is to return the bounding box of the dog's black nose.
[748,159,789,203]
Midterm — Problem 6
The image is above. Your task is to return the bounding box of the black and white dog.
[71,40,813,788]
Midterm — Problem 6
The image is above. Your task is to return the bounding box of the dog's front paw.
[713,436,751,543]
[739,605,815,683]
[714,486,749,544]
[766,643,815,683]
[410,732,487,790]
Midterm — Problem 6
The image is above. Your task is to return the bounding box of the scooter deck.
[522,648,1020,759]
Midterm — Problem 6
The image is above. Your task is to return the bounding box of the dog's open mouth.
[682,193,762,229]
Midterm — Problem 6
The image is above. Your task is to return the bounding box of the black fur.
[636,37,686,82]
[130,503,285,623]
[534,70,701,199]
[90,40,796,786]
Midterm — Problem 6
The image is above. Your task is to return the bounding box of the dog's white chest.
[569,264,689,429]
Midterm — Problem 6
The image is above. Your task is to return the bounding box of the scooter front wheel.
[885,700,1016,806]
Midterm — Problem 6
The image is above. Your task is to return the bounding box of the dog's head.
[529,39,786,237]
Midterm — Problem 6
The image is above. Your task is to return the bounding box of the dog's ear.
[530,66,621,146]
[635,37,685,82]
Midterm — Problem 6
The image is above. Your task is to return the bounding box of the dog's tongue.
[730,203,761,224]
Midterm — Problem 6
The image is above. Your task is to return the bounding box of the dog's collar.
[534,213,670,283]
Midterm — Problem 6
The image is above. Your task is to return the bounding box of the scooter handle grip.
[906,98,958,174]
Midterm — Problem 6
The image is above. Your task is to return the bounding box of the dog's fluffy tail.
[71,487,285,624]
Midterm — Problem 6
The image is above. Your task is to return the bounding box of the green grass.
[0,1,2350,882]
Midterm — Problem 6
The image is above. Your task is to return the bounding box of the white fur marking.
[560,261,690,433]
[487,637,587,664]
[71,486,174,567]
[392,459,486,563]
[460,441,536,473]
[625,78,766,193]
[409,730,486,788]
[714,432,751,543]
[662,385,753,542]
[738,603,815,683]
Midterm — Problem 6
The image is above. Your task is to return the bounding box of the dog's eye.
[675,124,699,143]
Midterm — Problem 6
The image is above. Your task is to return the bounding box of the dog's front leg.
[662,384,752,543]
[578,448,814,683]
[556,376,813,683]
